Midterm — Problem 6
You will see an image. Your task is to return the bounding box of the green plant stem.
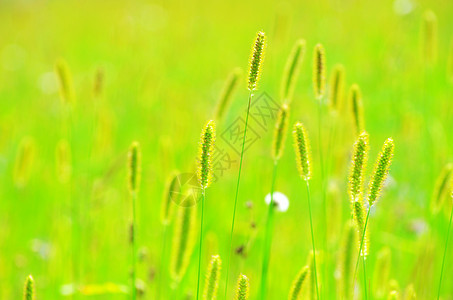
[352,206,371,296]
[196,189,206,300]
[224,90,253,299]
[259,161,278,300]
[158,224,169,300]
[362,257,368,300]
[437,204,453,299]
[131,191,137,300]
[305,180,320,300]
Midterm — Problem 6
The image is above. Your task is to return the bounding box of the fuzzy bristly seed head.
[281,39,306,102]
[348,131,369,203]
[203,255,222,300]
[235,274,249,300]
[24,275,35,300]
[55,59,75,104]
[216,68,241,120]
[292,122,311,181]
[367,138,395,207]
[161,172,179,225]
[289,265,309,300]
[170,198,196,282]
[431,163,453,214]
[272,104,290,161]
[128,141,141,193]
[313,43,326,100]
[349,84,365,135]
[423,10,438,65]
[248,31,266,91]
[329,64,345,111]
[197,120,216,189]
[14,136,36,188]
[352,200,368,257]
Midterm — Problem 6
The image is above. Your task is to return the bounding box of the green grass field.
[1,0,453,299]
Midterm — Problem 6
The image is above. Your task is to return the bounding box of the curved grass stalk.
[306,181,320,300]
[437,201,453,299]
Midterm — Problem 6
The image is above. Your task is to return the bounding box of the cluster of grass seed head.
[281,39,306,103]
[348,131,369,203]
[55,59,75,104]
[367,138,395,207]
[235,274,249,300]
[431,163,453,214]
[170,198,196,282]
[329,64,345,111]
[23,275,34,300]
[128,141,141,194]
[349,84,365,135]
[423,10,438,65]
[337,221,358,299]
[272,104,290,161]
[248,31,266,91]
[203,255,222,299]
[288,265,309,300]
[197,120,216,189]
[313,43,326,100]
[161,172,179,225]
[216,68,241,120]
[292,122,311,181]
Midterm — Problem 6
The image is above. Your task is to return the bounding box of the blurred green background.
[1,0,453,298]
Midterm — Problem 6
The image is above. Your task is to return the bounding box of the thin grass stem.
[305,180,320,300]
[196,189,206,300]
[437,203,453,299]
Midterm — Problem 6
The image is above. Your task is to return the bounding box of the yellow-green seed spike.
[161,172,179,225]
[197,120,216,189]
[56,139,72,184]
[423,10,438,66]
[128,141,141,194]
[328,64,345,112]
[367,138,395,207]
[448,40,453,83]
[293,122,311,181]
[288,265,309,300]
[431,163,453,214]
[404,284,416,300]
[388,290,400,300]
[352,200,368,257]
[281,39,306,103]
[372,247,391,298]
[248,31,266,91]
[203,255,222,300]
[216,68,241,121]
[272,104,290,161]
[337,221,358,300]
[13,136,36,188]
[235,274,249,300]
[307,251,320,299]
[170,198,197,282]
[23,275,35,300]
[349,84,365,135]
[348,132,369,204]
[55,59,75,104]
[313,43,326,100]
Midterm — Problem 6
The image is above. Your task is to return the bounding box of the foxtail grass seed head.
[161,172,179,225]
[281,39,306,103]
[272,104,290,161]
[293,122,311,181]
[128,141,141,194]
[352,200,368,257]
[373,247,392,298]
[367,138,395,207]
[328,64,345,112]
[404,284,416,300]
[197,120,216,189]
[349,84,365,135]
[55,59,75,104]
[337,221,358,300]
[203,255,222,300]
[216,68,241,120]
[288,265,309,300]
[24,275,35,300]
[56,139,72,184]
[313,43,326,100]
[235,274,249,300]
[431,163,453,214]
[248,31,266,91]
[307,251,320,299]
[423,10,438,65]
[14,136,35,188]
[170,198,197,282]
[348,132,369,203]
